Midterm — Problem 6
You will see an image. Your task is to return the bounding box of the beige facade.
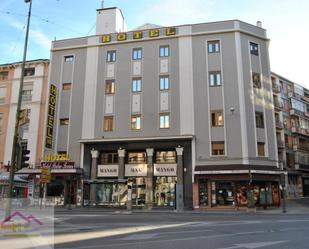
[0,59,49,169]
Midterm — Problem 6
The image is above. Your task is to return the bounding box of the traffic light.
[21,148,30,168]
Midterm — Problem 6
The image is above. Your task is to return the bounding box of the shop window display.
[154,177,176,207]
[129,177,146,207]
[96,183,127,206]
[216,182,234,205]
[199,179,208,206]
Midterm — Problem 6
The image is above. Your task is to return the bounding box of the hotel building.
[44,7,282,209]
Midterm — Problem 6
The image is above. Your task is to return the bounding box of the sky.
[0,0,308,88]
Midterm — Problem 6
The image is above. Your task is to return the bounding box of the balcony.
[295,152,309,171]
[293,143,309,152]
[272,84,281,94]
[288,91,303,100]
[289,109,309,120]
[277,139,285,149]
[302,95,309,103]
[275,120,284,129]
[291,126,309,137]
[274,100,284,111]
[21,94,32,102]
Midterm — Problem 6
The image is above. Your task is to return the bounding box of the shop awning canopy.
[0,172,28,182]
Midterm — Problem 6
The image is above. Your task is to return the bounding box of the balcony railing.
[0,76,8,81]
[272,84,281,93]
[288,91,303,99]
[275,120,284,129]
[302,95,309,103]
[293,143,309,152]
[277,139,285,148]
[21,95,32,102]
[274,100,283,109]
[291,126,309,136]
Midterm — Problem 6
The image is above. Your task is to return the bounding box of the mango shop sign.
[101,27,176,43]
[154,164,177,176]
[125,164,147,177]
[45,84,57,149]
[97,165,118,177]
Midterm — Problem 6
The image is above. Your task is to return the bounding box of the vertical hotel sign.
[45,84,57,149]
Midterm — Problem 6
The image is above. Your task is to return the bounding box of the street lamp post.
[6,0,33,217]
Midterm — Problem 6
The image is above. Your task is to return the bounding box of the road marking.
[56,229,267,249]
[121,233,157,240]
[216,241,288,249]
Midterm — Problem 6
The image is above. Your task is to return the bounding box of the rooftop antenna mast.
[101,0,104,8]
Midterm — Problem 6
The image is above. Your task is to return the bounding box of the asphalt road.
[53,210,309,249]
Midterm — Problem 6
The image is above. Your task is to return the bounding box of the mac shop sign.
[125,164,147,177]
[97,165,118,177]
[154,164,177,176]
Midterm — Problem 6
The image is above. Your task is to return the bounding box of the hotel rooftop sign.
[101,27,177,43]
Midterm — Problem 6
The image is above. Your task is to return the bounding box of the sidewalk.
[54,198,309,215]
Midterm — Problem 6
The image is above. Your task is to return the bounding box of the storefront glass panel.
[199,179,208,206]
[154,176,176,207]
[129,177,146,207]
[216,182,234,206]
[96,183,127,206]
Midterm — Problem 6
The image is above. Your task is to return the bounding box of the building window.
[105,80,115,94]
[0,113,3,132]
[160,113,170,129]
[106,50,116,62]
[257,142,265,156]
[128,152,146,164]
[24,67,35,76]
[255,112,264,128]
[131,115,141,130]
[62,83,72,90]
[209,71,222,86]
[156,151,176,163]
[0,87,7,104]
[208,40,220,53]
[60,118,69,126]
[132,78,142,92]
[160,46,169,57]
[212,142,225,156]
[211,111,224,127]
[0,71,8,81]
[252,73,261,88]
[103,116,114,131]
[64,55,74,62]
[100,152,118,164]
[160,76,169,90]
[250,42,259,56]
[21,84,33,101]
[24,68,35,76]
[132,48,142,60]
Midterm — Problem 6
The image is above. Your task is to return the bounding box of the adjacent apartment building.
[0,59,49,170]
[43,7,282,209]
[272,73,309,198]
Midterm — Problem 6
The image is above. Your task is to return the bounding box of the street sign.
[41,168,51,183]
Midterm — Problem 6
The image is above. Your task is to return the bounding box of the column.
[118,148,126,180]
[90,149,99,206]
[146,148,154,210]
[176,146,184,211]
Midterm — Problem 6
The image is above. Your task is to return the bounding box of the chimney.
[256,21,262,28]
[96,7,127,35]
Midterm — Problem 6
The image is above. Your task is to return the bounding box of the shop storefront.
[193,170,282,209]
[0,172,28,199]
[17,161,82,206]
[82,138,193,210]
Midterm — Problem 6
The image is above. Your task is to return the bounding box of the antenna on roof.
[101,0,104,8]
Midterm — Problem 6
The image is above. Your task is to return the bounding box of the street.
[53,208,309,249]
